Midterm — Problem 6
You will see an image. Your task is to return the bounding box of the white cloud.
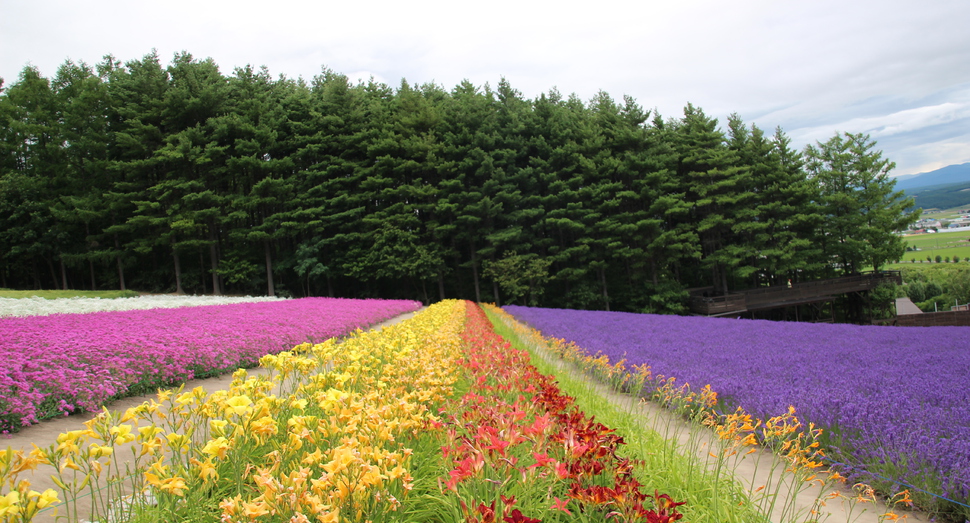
[3,0,970,174]
[891,137,970,176]
[789,101,970,143]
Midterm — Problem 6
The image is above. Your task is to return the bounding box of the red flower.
[474,500,496,523]
[503,509,541,523]
[551,497,572,515]
[529,452,555,470]
[647,490,686,523]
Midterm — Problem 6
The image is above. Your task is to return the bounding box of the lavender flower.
[504,305,970,504]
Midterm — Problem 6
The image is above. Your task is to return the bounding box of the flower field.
[0,298,420,432]
[440,303,686,523]
[0,295,284,318]
[0,300,688,523]
[503,305,970,519]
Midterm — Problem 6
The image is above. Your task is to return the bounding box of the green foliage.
[217,255,260,286]
[0,54,919,315]
[804,133,918,274]
[869,282,899,319]
[901,264,970,311]
[483,252,552,306]
[0,289,139,299]
[640,280,690,315]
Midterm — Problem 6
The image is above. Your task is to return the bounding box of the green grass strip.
[0,289,140,299]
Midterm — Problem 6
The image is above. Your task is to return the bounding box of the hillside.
[895,162,970,191]
[906,180,970,211]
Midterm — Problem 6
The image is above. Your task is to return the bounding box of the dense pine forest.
[0,51,919,312]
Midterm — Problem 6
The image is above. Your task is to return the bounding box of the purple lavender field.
[504,305,970,507]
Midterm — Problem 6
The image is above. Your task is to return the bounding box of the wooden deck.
[689,271,902,316]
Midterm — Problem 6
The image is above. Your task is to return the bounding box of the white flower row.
[0,294,285,317]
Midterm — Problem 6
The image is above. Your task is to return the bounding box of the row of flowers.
[0,298,421,432]
[493,305,917,523]
[2,299,465,522]
[0,295,285,318]
[438,302,685,522]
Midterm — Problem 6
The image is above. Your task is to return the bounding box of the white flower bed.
[0,295,284,317]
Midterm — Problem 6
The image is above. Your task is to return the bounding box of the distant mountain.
[894,163,970,191]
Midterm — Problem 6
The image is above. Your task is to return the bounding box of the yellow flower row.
[2,300,468,522]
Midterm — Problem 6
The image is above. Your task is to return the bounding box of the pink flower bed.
[0,297,420,432]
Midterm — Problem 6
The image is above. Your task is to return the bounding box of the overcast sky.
[2,0,968,176]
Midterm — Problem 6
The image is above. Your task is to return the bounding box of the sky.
[2,0,969,176]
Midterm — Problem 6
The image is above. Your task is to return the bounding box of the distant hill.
[894,162,970,191]
[905,180,970,211]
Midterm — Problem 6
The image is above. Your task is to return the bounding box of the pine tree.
[805,132,918,274]
[673,104,749,294]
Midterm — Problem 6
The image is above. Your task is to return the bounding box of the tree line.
[0,51,919,312]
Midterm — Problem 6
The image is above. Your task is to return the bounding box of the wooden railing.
[743,271,901,308]
[688,271,902,316]
[688,294,747,316]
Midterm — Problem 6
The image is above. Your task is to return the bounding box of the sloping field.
[0,300,695,523]
[901,230,970,262]
[0,297,421,431]
[504,305,970,519]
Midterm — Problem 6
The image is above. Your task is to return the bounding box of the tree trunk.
[85,223,95,290]
[438,271,445,301]
[60,256,68,290]
[450,235,463,299]
[711,263,719,295]
[600,266,610,312]
[209,226,221,295]
[264,241,275,297]
[720,265,729,296]
[492,279,500,306]
[46,258,58,290]
[89,259,96,291]
[173,247,184,294]
[470,243,481,303]
[114,235,126,291]
[199,250,207,294]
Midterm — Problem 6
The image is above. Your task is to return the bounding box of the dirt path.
[3,308,423,523]
[510,316,931,523]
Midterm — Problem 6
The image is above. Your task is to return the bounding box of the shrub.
[906,281,927,303]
